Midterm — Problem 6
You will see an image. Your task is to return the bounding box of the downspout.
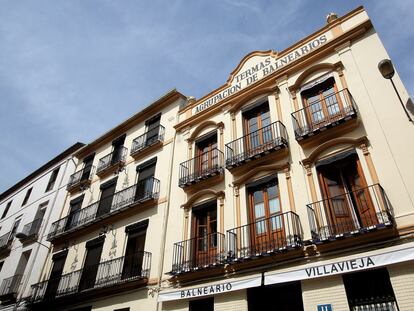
[156,114,179,311]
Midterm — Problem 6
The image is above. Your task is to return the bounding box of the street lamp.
[378,59,413,122]
[15,232,51,250]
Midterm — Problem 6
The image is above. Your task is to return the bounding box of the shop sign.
[158,275,261,302]
[193,32,332,115]
[265,246,414,285]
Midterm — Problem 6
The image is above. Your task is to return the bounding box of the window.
[79,236,105,291]
[195,132,218,175]
[248,282,304,311]
[122,220,148,280]
[9,218,21,241]
[243,102,272,151]
[22,188,32,206]
[247,178,283,250]
[301,77,343,128]
[189,297,214,311]
[81,154,95,181]
[0,261,4,273]
[136,158,156,201]
[112,134,126,164]
[316,151,377,235]
[343,268,398,310]
[96,178,117,218]
[1,201,12,219]
[145,113,161,145]
[192,201,217,267]
[65,195,84,230]
[46,167,60,192]
[45,251,68,299]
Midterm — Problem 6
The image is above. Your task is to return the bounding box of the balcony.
[0,232,12,257]
[130,125,165,158]
[225,121,288,169]
[16,218,42,244]
[0,275,22,302]
[66,166,95,193]
[179,149,224,188]
[171,233,225,275]
[227,211,302,262]
[30,252,151,305]
[307,184,394,243]
[47,177,159,241]
[292,89,357,141]
[96,147,128,177]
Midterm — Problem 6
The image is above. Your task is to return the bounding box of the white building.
[0,143,84,310]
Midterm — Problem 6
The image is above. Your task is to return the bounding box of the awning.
[158,274,261,302]
[264,245,414,286]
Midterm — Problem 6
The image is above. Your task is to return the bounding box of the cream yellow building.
[26,6,414,311]
[159,6,414,311]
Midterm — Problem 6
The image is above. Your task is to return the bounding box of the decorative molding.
[301,136,368,166]
[233,162,290,186]
[187,120,221,142]
[181,189,225,209]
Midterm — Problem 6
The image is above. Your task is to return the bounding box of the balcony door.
[243,103,272,155]
[96,179,117,218]
[122,221,147,280]
[192,202,217,267]
[317,152,376,234]
[45,251,67,299]
[248,180,284,252]
[81,154,94,181]
[196,133,218,175]
[78,237,104,291]
[145,114,161,145]
[111,135,125,164]
[135,159,156,201]
[301,77,343,129]
[65,196,84,231]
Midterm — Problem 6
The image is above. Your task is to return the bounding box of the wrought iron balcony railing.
[17,218,43,242]
[96,147,128,175]
[130,125,165,156]
[30,252,151,303]
[67,166,95,191]
[179,148,224,187]
[47,177,160,240]
[0,274,23,298]
[225,121,288,169]
[171,232,225,275]
[227,211,302,261]
[307,184,393,242]
[291,89,357,140]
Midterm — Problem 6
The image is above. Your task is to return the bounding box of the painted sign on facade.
[158,275,261,302]
[193,32,332,114]
[265,246,414,285]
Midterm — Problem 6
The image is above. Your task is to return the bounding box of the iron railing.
[179,148,224,187]
[0,274,23,297]
[47,177,160,240]
[307,184,393,242]
[171,232,225,274]
[96,147,128,174]
[18,218,43,241]
[225,121,288,168]
[227,211,302,261]
[0,232,11,249]
[131,125,165,155]
[67,166,95,190]
[291,89,357,139]
[30,252,151,303]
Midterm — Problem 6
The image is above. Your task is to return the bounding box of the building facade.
[27,90,187,311]
[0,143,84,311]
[159,6,414,311]
[15,6,414,311]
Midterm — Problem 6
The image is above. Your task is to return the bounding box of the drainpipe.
[156,115,179,311]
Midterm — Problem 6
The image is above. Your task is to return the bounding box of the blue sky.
[0,0,413,192]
